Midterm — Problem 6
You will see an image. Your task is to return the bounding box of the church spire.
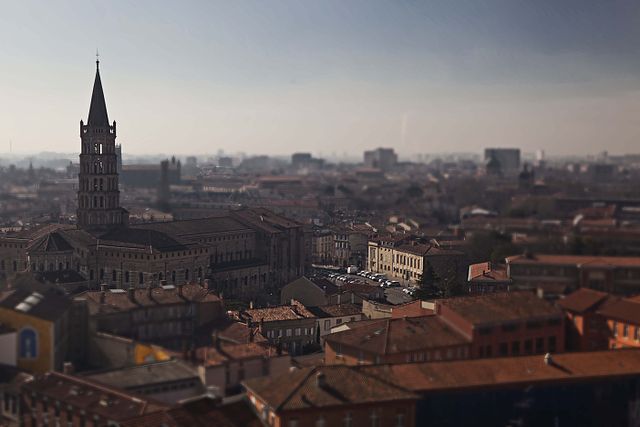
[87,58,109,127]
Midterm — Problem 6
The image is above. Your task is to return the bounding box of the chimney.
[337,293,341,305]
[290,298,295,306]
[249,301,254,309]
[351,292,355,304]
[63,362,74,375]
[100,290,106,305]
[128,287,135,302]
[544,353,553,365]
[100,283,108,292]
[315,372,326,388]
[147,283,153,299]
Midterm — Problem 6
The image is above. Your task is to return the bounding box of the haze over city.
[2,0,639,157]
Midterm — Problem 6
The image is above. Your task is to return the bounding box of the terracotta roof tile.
[557,288,609,313]
[438,291,561,325]
[325,315,469,355]
[361,349,640,392]
[243,365,416,411]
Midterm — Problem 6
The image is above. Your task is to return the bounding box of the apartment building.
[367,238,466,285]
[506,254,640,295]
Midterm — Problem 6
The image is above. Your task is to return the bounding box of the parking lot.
[314,268,415,305]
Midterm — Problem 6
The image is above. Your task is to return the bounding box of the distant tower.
[77,59,128,230]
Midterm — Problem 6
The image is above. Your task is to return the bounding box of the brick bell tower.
[77,59,128,230]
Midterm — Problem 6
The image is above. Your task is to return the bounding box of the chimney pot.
[63,362,74,375]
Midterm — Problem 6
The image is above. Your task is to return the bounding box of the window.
[499,342,508,357]
[485,345,492,357]
[336,318,342,324]
[511,341,520,356]
[343,412,352,427]
[613,321,618,337]
[125,271,130,283]
[286,329,292,337]
[396,411,406,427]
[548,336,557,352]
[370,410,379,427]
[535,337,544,353]
[138,272,144,285]
[19,328,38,359]
[295,328,301,336]
[315,416,325,427]
[635,327,639,341]
[324,320,331,330]
[623,324,629,338]
[524,339,533,354]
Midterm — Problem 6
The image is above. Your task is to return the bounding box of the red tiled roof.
[438,291,561,325]
[468,262,510,282]
[506,254,640,268]
[361,349,640,392]
[23,372,167,421]
[195,342,285,366]
[597,297,640,325]
[77,284,221,316]
[324,315,469,355]
[557,288,609,313]
[244,300,316,322]
[243,365,416,411]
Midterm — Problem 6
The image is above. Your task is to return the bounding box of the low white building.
[307,304,364,343]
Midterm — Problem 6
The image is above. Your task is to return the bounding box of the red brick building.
[325,291,564,365]
[558,288,640,351]
[243,365,417,427]
[506,254,640,295]
[557,288,610,351]
[435,291,565,358]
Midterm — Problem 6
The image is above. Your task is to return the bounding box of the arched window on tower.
[99,178,103,191]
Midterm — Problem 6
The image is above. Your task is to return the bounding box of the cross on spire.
[96,49,100,69]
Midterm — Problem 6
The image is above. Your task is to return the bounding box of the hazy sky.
[1,0,639,157]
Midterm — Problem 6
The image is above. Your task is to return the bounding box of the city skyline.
[1,0,639,156]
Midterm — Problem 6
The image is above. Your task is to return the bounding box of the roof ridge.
[275,367,317,411]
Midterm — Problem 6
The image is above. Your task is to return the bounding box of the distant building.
[306,303,363,343]
[506,254,640,295]
[240,300,317,355]
[466,262,512,294]
[484,148,521,175]
[363,148,398,171]
[120,157,181,188]
[76,283,224,350]
[367,238,467,286]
